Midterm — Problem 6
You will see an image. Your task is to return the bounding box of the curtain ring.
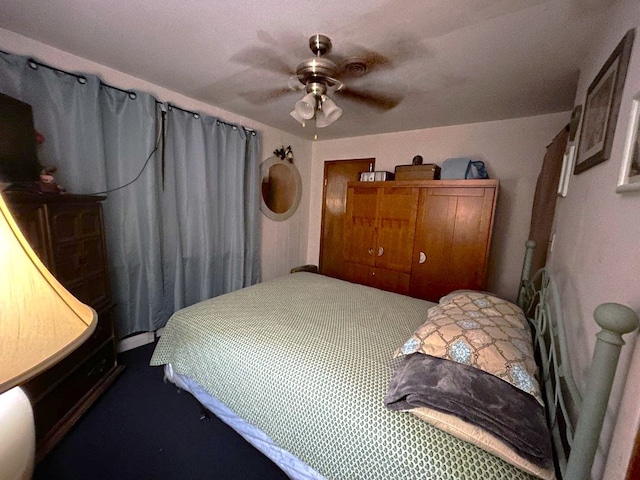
[77,76,87,85]
[232,126,238,130]
[28,60,38,69]
[128,92,137,100]
[193,113,200,119]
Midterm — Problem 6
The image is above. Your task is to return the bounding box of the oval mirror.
[259,155,302,221]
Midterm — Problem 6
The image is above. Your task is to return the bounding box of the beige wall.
[308,113,569,301]
[546,0,640,478]
[0,28,312,282]
[259,135,312,281]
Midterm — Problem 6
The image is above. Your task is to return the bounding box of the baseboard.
[117,332,155,353]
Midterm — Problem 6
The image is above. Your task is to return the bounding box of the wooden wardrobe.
[343,179,498,302]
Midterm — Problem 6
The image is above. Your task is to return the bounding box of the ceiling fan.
[236,34,405,128]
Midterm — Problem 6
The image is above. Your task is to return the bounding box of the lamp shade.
[0,193,97,395]
[294,92,316,120]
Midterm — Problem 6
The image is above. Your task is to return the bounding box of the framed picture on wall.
[617,90,640,193]
[575,28,635,174]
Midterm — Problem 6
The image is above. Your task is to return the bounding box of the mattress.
[165,365,324,479]
[150,272,539,479]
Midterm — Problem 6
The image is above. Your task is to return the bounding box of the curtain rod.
[0,50,256,134]
[165,103,255,134]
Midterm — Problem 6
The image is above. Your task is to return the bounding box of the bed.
[150,242,639,479]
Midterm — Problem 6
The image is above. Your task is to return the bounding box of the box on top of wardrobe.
[394,164,441,181]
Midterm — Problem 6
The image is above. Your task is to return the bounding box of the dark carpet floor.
[33,341,289,480]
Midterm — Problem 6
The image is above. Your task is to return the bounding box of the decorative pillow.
[397,291,542,404]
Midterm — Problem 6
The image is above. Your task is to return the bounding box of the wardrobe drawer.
[32,342,116,440]
[371,267,410,295]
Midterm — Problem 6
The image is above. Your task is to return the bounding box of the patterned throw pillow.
[397,291,542,404]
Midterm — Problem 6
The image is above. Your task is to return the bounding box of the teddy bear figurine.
[37,165,66,194]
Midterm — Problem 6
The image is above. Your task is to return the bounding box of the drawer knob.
[419,251,427,264]
[377,246,384,257]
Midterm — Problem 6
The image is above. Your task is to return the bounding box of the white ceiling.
[0,0,614,140]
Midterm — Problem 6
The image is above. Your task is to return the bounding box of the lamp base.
[0,387,35,480]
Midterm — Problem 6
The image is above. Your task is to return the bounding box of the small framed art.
[617,91,640,193]
[575,29,635,174]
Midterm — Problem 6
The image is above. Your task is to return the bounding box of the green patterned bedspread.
[151,273,537,479]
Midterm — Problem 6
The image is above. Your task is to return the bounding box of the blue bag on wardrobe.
[441,158,489,179]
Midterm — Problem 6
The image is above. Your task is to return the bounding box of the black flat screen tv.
[0,93,41,185]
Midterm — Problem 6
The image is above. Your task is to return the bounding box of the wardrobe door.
[343,185,378,268]
[375,186,419,274]
[410,183,497,302]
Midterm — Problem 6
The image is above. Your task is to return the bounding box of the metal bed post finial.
[564,303,639,480]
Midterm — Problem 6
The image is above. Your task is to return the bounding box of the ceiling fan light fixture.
[290,109,306,127]
[294,92,316,120]
[319,95,343,126]
[315,109,330,128]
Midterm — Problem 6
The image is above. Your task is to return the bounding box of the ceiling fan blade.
[240,87,297,105]
[230,46,295,76]
[383,34,432,64]
[339,87,403,111]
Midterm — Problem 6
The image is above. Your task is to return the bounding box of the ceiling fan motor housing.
[309,34,332,56]
[296,58,339,84]
[305,81,327,97]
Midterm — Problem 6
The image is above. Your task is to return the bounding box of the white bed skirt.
[163,364,326,480]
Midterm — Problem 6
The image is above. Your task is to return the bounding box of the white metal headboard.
[517,240,639,479]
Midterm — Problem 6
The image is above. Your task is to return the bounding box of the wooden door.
[528,127,568,273]
[319,158,374,278]
[410,182,497,302]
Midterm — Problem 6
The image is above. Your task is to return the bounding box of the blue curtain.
[161,107,261,312]
[0,52,261,338]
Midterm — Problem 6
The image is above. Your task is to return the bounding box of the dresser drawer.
[5,202,52,265]
[47,204,103,242]
[24,307,115,402]
[54,236,107,283]
[67,273,110,308]
[31,342,116,440]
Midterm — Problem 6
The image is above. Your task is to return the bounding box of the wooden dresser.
[343,179,498,302]
[4,191,123,462]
